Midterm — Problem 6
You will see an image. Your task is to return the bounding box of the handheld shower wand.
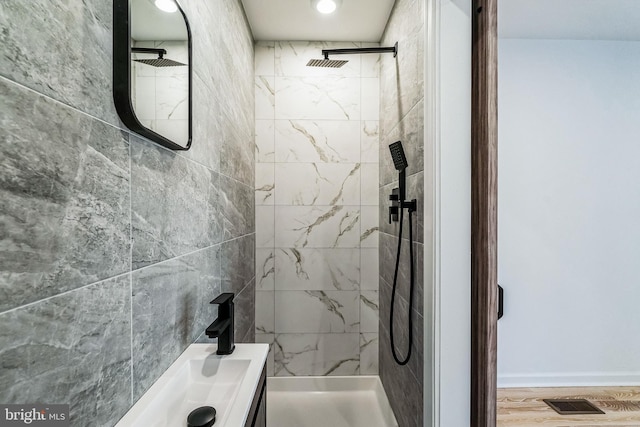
[389,141,408,201]
[388,141,417,366]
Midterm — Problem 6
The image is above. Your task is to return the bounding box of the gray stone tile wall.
[379,0,426,426]
[0,78,131,313]
[0,0,255,426]
[131,136,224,270]
[0,0,119,126]
[131,246,222,401]
[0,275,131,427]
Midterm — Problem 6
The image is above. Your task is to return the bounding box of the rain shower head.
[389,141,408,171]
[131,47,186,68]
[306,58,349,68]
[306,42,398,68]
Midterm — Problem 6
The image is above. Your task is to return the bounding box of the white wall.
[498,39,640,387]
[431,0,472,424]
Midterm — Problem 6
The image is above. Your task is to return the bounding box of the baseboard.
[498,372,640,388]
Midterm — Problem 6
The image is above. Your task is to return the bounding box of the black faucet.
[206,293,235,355]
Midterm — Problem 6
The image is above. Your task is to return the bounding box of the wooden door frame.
[471,0,498,426]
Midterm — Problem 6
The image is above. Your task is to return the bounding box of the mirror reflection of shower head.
[132,47,187,68]
[389,141,408,171]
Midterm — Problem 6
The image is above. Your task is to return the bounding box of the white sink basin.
[116,344,269,427]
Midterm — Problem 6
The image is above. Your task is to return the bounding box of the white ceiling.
[241,0,396,42]
[499,0,640,41]
[130,0,640,45]
[131,0,188,41]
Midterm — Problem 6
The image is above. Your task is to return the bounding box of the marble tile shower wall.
[0,1,254,426]
[378,0,427,427]
[254,41,380,377]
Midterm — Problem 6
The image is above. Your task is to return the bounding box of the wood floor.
[498,386,640,426]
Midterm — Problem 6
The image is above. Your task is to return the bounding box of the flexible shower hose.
[389,205,415,366]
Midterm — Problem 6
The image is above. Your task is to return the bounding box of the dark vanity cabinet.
[244,364,267,427]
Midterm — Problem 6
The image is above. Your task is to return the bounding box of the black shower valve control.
[389,205,399,223]
[389,188,401,223]
[389,188,418,223]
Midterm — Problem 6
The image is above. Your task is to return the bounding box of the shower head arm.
[321,42,398,59]
[131,47,167,59]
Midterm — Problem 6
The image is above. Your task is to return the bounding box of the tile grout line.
[0,234,256,318]
[0,75,122,132]
[359,50,365,381]
[0,270,132,317]
[358,154,363,371]
[271,41,277,345]
[270,43,276,352]
[2,76,254,189]
[129,140,134,405]
[358,54,365,374]
[131,232,256,274]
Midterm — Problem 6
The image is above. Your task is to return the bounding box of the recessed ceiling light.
[312,0,342,14]
[155,0,178,13]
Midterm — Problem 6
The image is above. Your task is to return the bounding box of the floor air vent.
[543,399,605,415]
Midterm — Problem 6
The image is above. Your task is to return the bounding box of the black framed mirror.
[113,0,192,150]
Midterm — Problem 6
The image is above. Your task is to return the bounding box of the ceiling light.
[155,0,178,13]
[312,0,341,14]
